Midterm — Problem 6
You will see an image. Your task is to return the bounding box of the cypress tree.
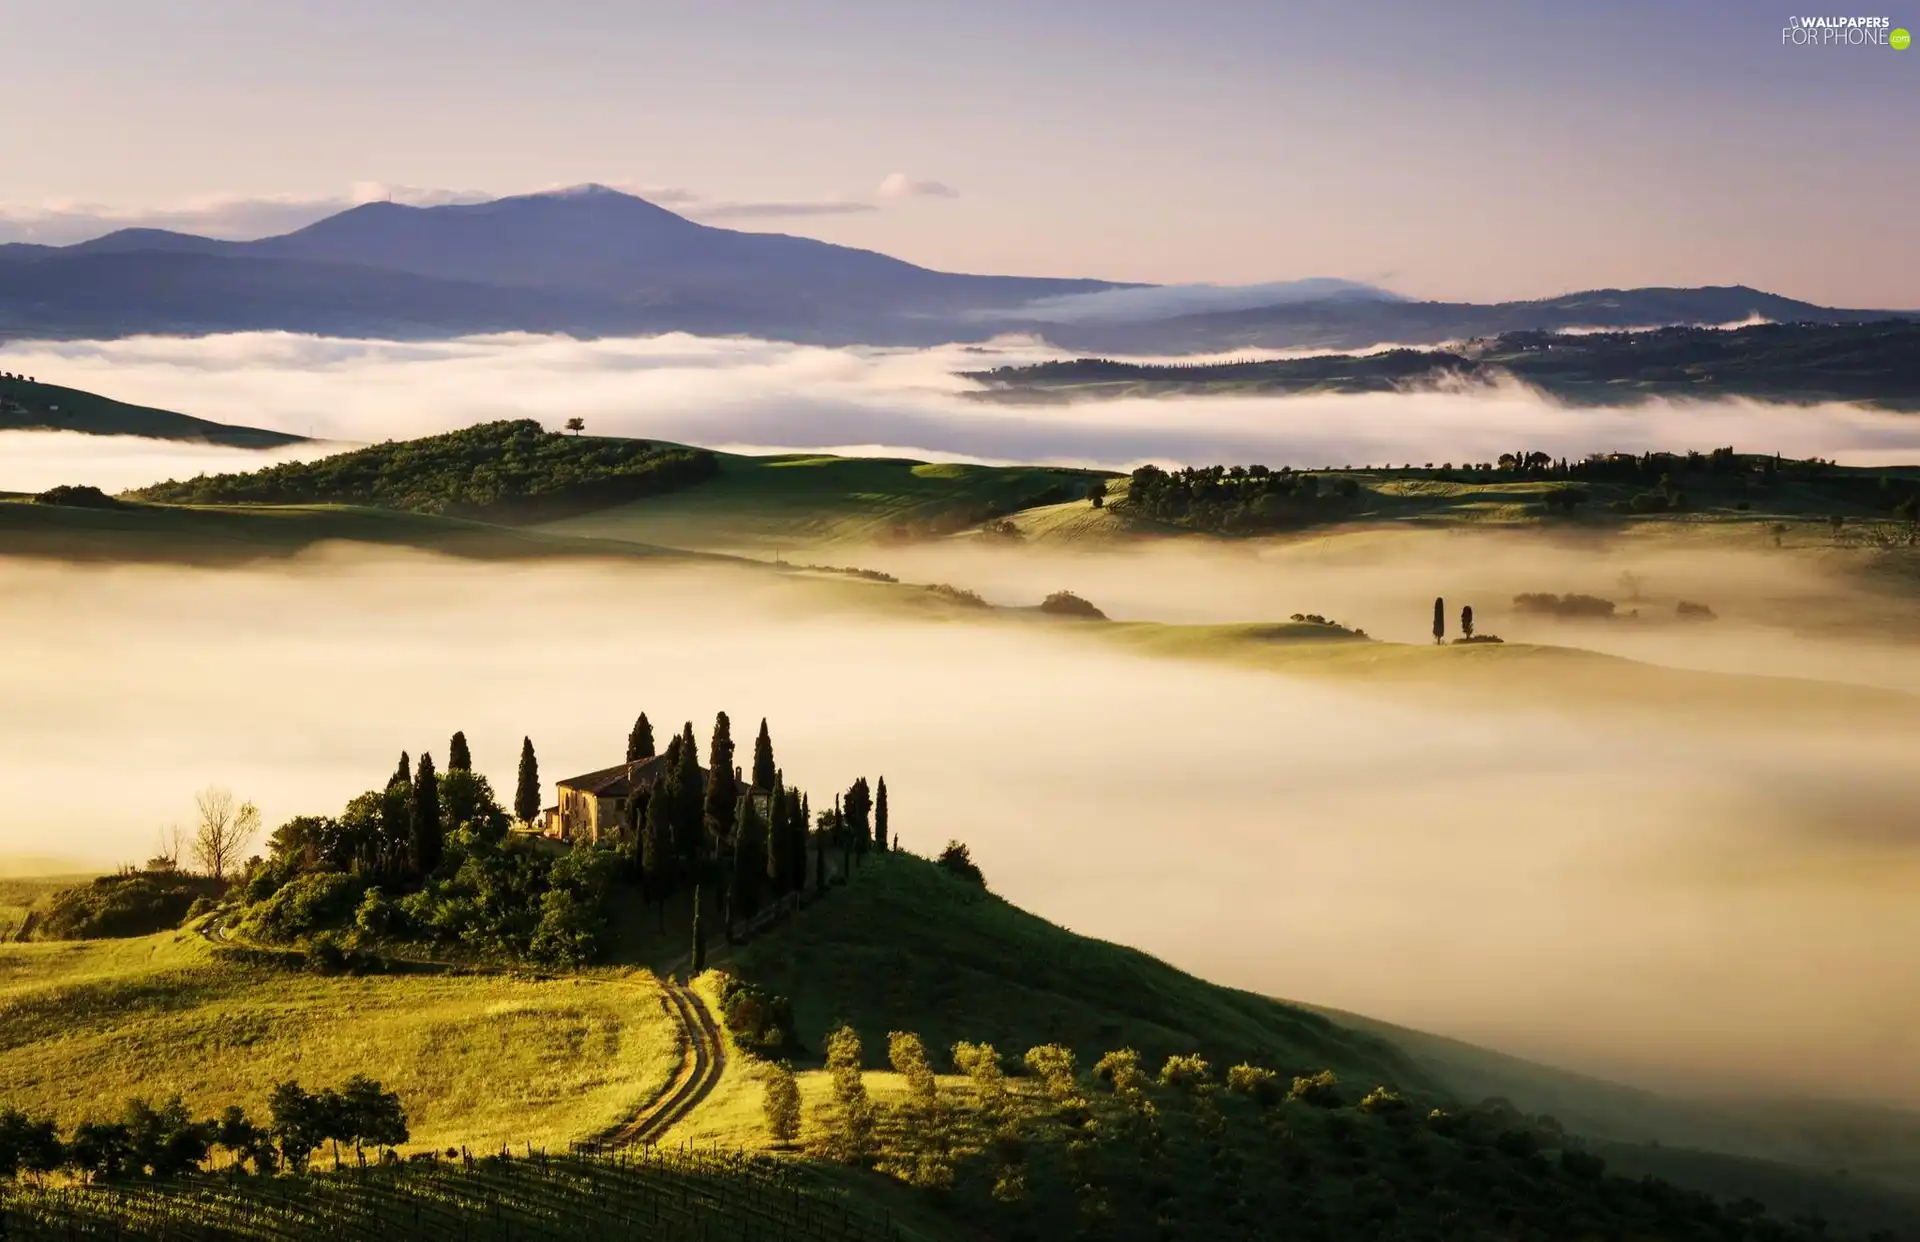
[845,779,872,859]
[690,884,706,975]
[813,798,826,894]
[704,712,738,850]
[875,777,889,853]
[673,728,704,872]
[447,732,472,773]
[392,752,412,790]
[642,775,674,921]
[410,751,443,877]
[751,719,776,791]
[836,793,850,874]
[788,789,807,896]
[766,774,788,896]
[732,796,764,925]
[627,714,655,763]
[1461,605,1474,639]
[1432,597,1445,645]
[514,737,541,825]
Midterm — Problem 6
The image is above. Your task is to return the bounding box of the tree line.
[237,716,889,968]
[0,1077,405,1184]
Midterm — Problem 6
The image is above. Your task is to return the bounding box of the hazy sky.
[3,0,1914,305]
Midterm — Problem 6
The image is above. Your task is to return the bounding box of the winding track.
[608,977,728,1147]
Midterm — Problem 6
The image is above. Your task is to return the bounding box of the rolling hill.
[0,373,305,447]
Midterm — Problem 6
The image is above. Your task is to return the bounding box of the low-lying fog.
[7,332,1920,495]
[3,552,1917,1109]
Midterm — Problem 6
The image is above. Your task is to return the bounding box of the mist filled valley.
[4,542,1918,1117]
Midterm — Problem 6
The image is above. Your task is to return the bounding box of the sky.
[1,0,1915,305]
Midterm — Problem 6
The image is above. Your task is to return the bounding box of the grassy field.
[0,931,680,1152]
[541,452,1107,553]
[0,375,304,447]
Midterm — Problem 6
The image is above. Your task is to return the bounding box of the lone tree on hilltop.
[751,719,777,791]
[514,737,541,825]
[564,417,585,435]
[192,785,258,881]
[446,731,471,773]
[410,752,443,876]
[875,777,889,853]
[1461,605,1474,639]
[627,713,654,762]
[1432,596,1446,645]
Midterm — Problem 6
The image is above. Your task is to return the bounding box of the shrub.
[1093,1049,1147,1093]
[40,872,224,940]
[925,583,989,608]
[935,841,985,888]
[1225,1064,1281,1106]
[1676,599,1717,620]
[32,484,122,508]
[1452,634,1505,644]
[1022,1045,1079,1099]
[1038,590,1107,620]
[952,1041,1008,1110]
[762,1062,802,1147]
[235,872,367,943]
[1513,592,1616,618]
[1359,1086,1410,1116]
[1288,1070,1342,1108]
[717,976,796,1054]
[1157,1054,1211,1092]
[1561,1148,1607,1180]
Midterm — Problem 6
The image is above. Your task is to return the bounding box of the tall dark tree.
[751,719,777,791]
[875,777,889,854]
[1460,605,1475,640]
[446,732,472,773]
[845,778,872,859]
[627,713,655,763]
[642,766,674,924]
[671,728,705,872]
[788,789,808,897]
[765,774,789,896]
[690,884,706,975]
[1432,597,1446,645]
[704,712,738,850]
[391,752,411,790]
[731,795,765,926]
[514,737,541,825]
[410,752,443,876]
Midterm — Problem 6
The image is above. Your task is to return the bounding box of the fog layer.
[5,332,1920,497]
[2,551,1916,1107]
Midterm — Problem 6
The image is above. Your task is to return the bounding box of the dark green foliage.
[129,419,719,523]
[31,484,121,509]
[704,712,738,852]
[66,1120,132,1182]
[409,752,443,876]
[874,777,889,853]
[627,713,655,762]
[765,775,790,896]
[845,778,872,859]
[1460,604,1474,639]
[123,1095,213,1178]
[514,737,540,825]
[1515,592,1617,618]
[672,725,704,870]
[38,871,224,940]
[1038,590,1106,620]
[716,976,797,1054]
[1125,463,1365,533]
[236,873,370,942]
[751,719,776,791]
[446,731,472,773]
[1432,596,1445,644]
[642,773,674,906]
[392,752,411,791]
[936,841,984,887]
[0,1109,64,1179]
[731,796,766,924]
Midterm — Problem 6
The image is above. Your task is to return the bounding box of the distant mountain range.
[0,186,1897,350]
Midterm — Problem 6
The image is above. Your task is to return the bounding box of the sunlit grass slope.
[541,452,1106,553]
[728,852,1426,1088]
[0,931,679,1151]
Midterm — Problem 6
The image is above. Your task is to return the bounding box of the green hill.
[128,419,719,524]
[0,374,304,447]
[541,451,1108,553]
[0,495,705,566]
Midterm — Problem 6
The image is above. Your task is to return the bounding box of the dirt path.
[606,977,728,1147]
